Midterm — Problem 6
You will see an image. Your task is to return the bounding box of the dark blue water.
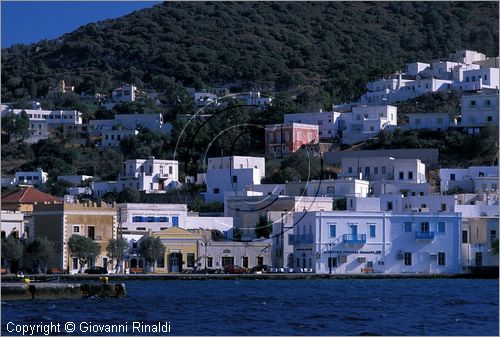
[2,279,498,336]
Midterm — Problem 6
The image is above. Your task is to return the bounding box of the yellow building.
[33,201,117,273]
[151,227,202,273]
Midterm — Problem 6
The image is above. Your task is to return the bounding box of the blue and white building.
[291,210,462,274]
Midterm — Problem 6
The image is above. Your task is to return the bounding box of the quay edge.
[1,282,126,301]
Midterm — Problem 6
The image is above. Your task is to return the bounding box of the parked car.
[224,265,248,274]
[249,264,272,274]
[84,266,108,274]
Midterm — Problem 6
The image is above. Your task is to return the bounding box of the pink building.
[265,123,319,158]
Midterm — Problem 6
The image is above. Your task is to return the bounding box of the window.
[408,171,413,180]
[328,257,337,268]
[348,167,353,174]
[404,252,412,266]
[420,222,430,233]
[484,75,488,81]
[399,172,404,180]
[257,256,264,265]
[187,253,195,268]
[73,225,80,233]
[365,167,370,176]
[232,176,238,183]
[242,256,248,268]
[386,202,393,211]
[213,188,219,194]
[441,203,447,211]
[381,166,386,174]
[366,261,373,268]
[72,257,78,270]
[329,224,336,238]
[470,100,476,106]
[133,216,143,222]
[88,226,95,240]
[487,116,493,122]
[374,167,378,174]
[207,257,213,268]
[438,252,446,266]
[450,174,455,181]
[172,217,179,227]
[491,230,497,242]
[326,186,335,194]
[369,225,376,238]
[404,222,412,233]
[136,227,146,231]
[169,166,173,174]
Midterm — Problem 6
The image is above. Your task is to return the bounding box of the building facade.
[291,211,461,274]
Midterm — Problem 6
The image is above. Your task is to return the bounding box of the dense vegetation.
[2,2,498,106]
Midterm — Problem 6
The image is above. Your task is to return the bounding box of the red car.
[224,265,248,274]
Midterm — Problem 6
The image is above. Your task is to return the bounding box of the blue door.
[172,216,179,227]
[350,224,358,236]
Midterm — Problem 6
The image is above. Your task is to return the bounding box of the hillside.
[2,1,499,104]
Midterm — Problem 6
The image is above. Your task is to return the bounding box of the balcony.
[415,231,435,240]
[342,234,366,245]
[295,234,314,244]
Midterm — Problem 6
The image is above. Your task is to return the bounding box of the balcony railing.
[295,234,314,244]
[342,234,366,245]
[415,231,435,240]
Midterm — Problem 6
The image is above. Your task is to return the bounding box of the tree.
[107,237,129,273]
[255,215,273,239]
[117,187,141,203]
[1,235,24,273]
[25,237,56,274]
[211,229,225,241]
[68,234,102,273]
[1,110,30,141]
[138,236,163,272]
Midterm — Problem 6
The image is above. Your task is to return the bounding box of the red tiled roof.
[1,186,60,203]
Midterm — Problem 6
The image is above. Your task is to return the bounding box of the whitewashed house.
[338,105,397,144]
[204,156,265,203]
[340,156,426,183]
[284,110,342,138]
[57,175,94,186]
[459,91,499,134]
[15,168,48,186]
[291,210,461,274]
[112,84,137,103]
[406,112,454,131]
[101,129,138,147]
[118,157,179,193]
[440,166,498,194]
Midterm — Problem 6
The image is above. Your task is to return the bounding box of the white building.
[116,203,233,235]
[193,92,219,107]
[407,112,454,131]
[235,92,272,109]
[15,168,48,186]
[204,156,265,203]
[118,157,179,193]
[460,91,499,134]
[291,210,461,274]
[1,107,82,143]
[453,68,499,91]
[112,84,137,102]
[304,178,370,198]
[405,62,431,77]
[1,210,25,240]
[440,166,498,194]
[338,105,397,144]
[461,215,498,269]
[340,156,426,183]
[224,194,333,241]
[92,181,118,198]
[284,110,342,138]
[57,175,93,186]
[101,129,138,147]
[449,50,487,64]
[117,203,187,233]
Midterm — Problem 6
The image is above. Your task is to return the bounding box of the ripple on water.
[1,279,497,336]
